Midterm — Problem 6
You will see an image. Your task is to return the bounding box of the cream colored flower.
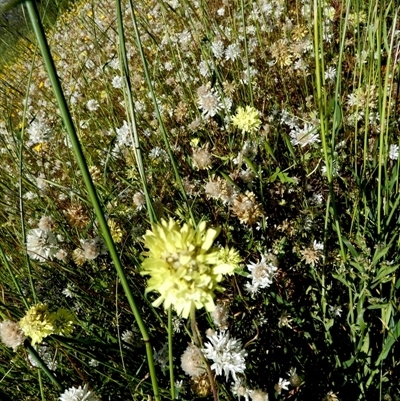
[140,219,235,318]
[19,303,54,345]
[232,105,261,134]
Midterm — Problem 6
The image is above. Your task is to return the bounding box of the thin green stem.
[38,370,45,401]
[20,44,39,304]
[26,341,63,391]
[313,0,346,261]
[115,0,156,224]
[0,243,29,309]
[24,1,159,399]
[240,0,253,106]
[168,307,175,400]
[127,0,195,224]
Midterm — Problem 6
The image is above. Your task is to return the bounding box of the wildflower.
[205,176,237,204]
[108,219,124,243]
[322,391,339,401]
[217,246,243,270]
[202,330,247,381]
[231,191,264,225]
[225,43,241,61]
[329,305,342,318]
[231,379,251,401]
[140,219,235,318]
[192,143,213,170]
[192,374,212,397]
[232,106,261,134]
[86,99,99,111]
[59,384,100,401]
[211,39,225,59]
[289,124,320,147]
[212,303,229,330]
[26,228,58,262]
[278,313,292,329]
[27,114,52,146]
[19,303,54,345]
[274,378,290,394]
[389,144,399,160]
[114,120,132,149]
[38,216,55,231]
[288,367,302,387]
[111,76,124,88]
[88,359,99,367]
[250,389,269,401]
[148,146,169,161]
[72,248,86,266]
[172,317,183,333]
[197,85,223,119]
[325,66,336,82]
[247,254,278,290]
[51,308,75,336]
[300,240,324,266]
[121,329,139,348]
[181,343,205,377]
[80,237,107,260]
[133,191,146,210]
[0,320,25,350]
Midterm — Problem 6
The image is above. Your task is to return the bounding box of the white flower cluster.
[59,384,100,401]
[202,330,247,382]
[26,228,58,262]
[245,254,278,295]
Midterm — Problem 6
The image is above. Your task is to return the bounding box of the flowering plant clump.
[140,218,236,318]
[231,105,261,134]
[19,303,76,345]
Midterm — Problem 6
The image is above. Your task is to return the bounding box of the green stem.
[313,0,346,261]
[168,307,175,399]
[26,341,63,391]
[0,243,29,309]
[127,0,195,224]
[115,0,156,224]
[24,1,159,399]
[20,44,39,304]
[240,0,254,106]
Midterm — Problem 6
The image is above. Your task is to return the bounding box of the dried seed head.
[231,191,264,225]
[0,320,25,351]
[181,344,205,378]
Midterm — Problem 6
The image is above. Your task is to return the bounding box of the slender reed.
[24,1,159,398]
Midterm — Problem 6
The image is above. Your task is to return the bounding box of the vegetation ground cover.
[1,0,400,400]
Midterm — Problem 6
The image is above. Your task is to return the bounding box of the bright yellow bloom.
[19,303,54,345]
[141,219,235,318]
[232,106,261,134]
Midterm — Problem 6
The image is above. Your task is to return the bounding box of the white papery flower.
[247,254,278,290]
[289,124,320,147]
[231,379,251,401]
[26,228,58,262]
[197,86,223,119]
[59,384,100,401]
[86,99,99,111]
[202,330,247,381]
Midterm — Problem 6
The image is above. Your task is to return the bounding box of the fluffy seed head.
[0,320,25,350]
[181,344,205,377]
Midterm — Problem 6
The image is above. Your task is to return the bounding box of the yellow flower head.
[51,308,76,336]
[19,303,54,345]
[141,219,235,318]
[232,105,261,134]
